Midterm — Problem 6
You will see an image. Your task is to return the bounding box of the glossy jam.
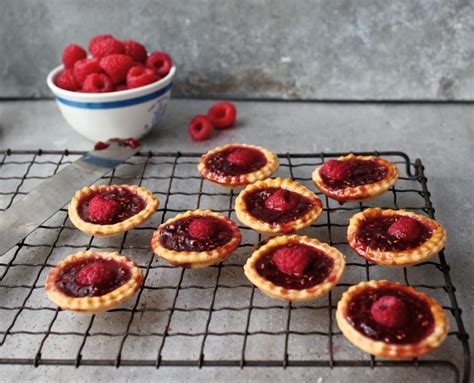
[321,159,388,189]
[355,215,433,252]
[346,287,435,344]
[205,146,267,176]
[78,187,146,225]
[56,257,131,297]
[256,243,334,289]
[159,216,233,252]
[244,188,317,225]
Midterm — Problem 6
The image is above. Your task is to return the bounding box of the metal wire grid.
[0,149,470,382]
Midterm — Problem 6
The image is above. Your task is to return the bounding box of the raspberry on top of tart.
[68,184,159,237]
[312,154,399,203]
[244,235,345,301]
[151,210,242,268]
[45,250,143,313]
[347,208,447,267]
[235,178,323,234]
[336,280,448,359]
[197,144,279,188]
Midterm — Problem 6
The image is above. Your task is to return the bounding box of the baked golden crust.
[244,235,345,301]
[151,210,242,268]
[68,184,159,237]
[347,208,447,267]
[45,250,143,314]
[197,143,279,188]
[312,154,399,202]
[235,177,323,234]
[336,280,449,359]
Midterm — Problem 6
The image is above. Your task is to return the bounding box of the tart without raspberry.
[347,208,447,267]
[198,144,279,188]
[45,250,143,313]
[68,184,159,237]
[312,154,399,203]
[244,235,345,301]
[235,178,323,234]
[151,210,242,268]
[336,280,448,359]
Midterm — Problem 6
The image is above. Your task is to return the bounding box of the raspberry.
[188,218,217,239]
[88,34,124,58]
[387,217,422,242]
[188,115,213,141]
[272,246,312,275]
[88,194,121,223]
[55,69,79,91]
[62,44,87,69]
[73,58,102,86]
[76,262,116,286]
[126,66,158,89]
[94,141,110,150]
[226,148,257,167]
[82,73,114,93]
[208,102,237,129]
[320,160,354,181]
[265,189,297,211]
[115,84,128,92]
[146,51,173,77]
[99,54,134,84]
[370,295,408,328]
[123,40,148,63]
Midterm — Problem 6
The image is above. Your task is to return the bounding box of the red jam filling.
[205,146,267,176]
[243,187,317,225]
[110,137,141,148]
[159,215,234,252]
[354,215,433,252]
[256,243,334,289]
[346,286,435,344]
[320,159,388,190]
[55,257,131,297]
[78,187,146,225]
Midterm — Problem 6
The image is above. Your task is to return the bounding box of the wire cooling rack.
[0,149,470,382]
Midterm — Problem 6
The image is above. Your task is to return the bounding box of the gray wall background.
[1,0,473,100]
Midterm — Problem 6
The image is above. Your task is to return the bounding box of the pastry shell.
[312,154,399,202]
[45,250,143,314]
[235,177,323,235]
[336,280,449,359]
[68,184,159,237]
[198,143,279,188]
[244,235,345,301]
[151,209,242,268]
[347,208,447,267]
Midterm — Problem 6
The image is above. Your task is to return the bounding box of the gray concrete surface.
[0,99,472,382]
[2,0,474,100]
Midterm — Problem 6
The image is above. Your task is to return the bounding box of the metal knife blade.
[0,140,141,256]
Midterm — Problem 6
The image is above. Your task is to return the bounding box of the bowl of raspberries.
[47,34,175,141]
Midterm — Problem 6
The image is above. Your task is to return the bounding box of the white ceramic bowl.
[47,64,175,141]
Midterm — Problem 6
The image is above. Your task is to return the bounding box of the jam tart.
[244,235,345,301]
[312,154,399,203]
[235,177,323,235]
[336,280,448,359]
[198,143,279,188]
[347,208,447,267]
[68,184,159,237]
[151,210,242,268]
[45,250,143,313]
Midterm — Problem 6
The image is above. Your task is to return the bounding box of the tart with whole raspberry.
[151,210,242,268]
[45,250,143,313]
[312,154,399,203]
[68,184,159,237]
[347,208,447,267]
[244,235,345,301]
[336,280,448,359]
[198,144,279,188]
[235,178,323,234]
